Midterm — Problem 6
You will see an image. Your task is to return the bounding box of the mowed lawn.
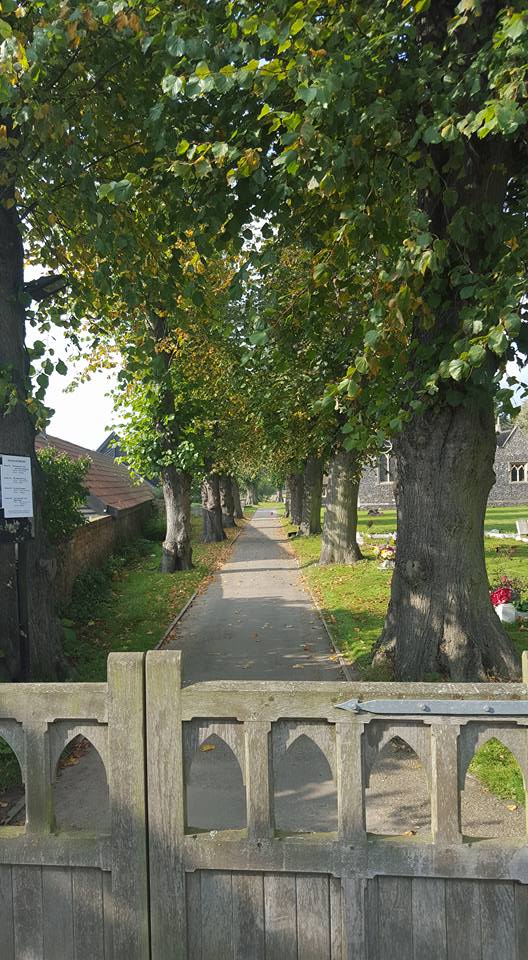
[283,503,528,805]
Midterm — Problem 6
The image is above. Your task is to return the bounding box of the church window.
[511,463,528,483]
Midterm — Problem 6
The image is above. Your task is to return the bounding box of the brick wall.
[55,501,153,604]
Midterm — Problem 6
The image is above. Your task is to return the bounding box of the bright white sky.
[27,320,119,451]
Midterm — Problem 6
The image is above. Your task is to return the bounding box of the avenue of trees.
[1,1,527,682]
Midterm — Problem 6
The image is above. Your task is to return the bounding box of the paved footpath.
[169,508,340,683]
[38,509,524,838]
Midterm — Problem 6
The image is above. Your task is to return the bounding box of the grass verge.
[284,508,528,805]
[62,513,246,682]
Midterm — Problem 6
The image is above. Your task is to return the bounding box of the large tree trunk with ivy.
[232,479,244,519]
[0,202,64,679]
[289,472,304,526]
[219,474,236,528]
[300,457,323,536]
[160,466,193,572]
[373,402,520,681]
[202,472,226,542]
[320,450,363,565]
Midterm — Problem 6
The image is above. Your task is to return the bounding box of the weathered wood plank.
[186,871,202,960]
[0,684,108,723]
[42,867,73,959]
[329,875,343,960]
[0,864,14,960]
[445,879,481,960]
[378,876,413,960]
[182,834,528,884]
[24,721,53,834]
[12,864,44,959]
[146,650,186,959]
[232,871,265,959]
[480,881,516,960]
[0,833,110,869]
[181,681,528,722]
[200,871,233,960]
[515,882,528,960]
[431,723,461,843]
[103,870,113,960]
[296,874,331,960]
[411,878,446,959]
[336,723,366,839]
[72,868,105,959]
[342,877,367,960]
[108,653,149,960]
[245,722,273,840]
[365,878,380,960]
[264,874,297,960]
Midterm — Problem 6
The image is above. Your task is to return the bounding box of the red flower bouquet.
[489,586,513,607]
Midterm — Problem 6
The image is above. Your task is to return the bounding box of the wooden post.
[522,650,528,684]
[245,721,274,840]
[430,722,461,844]
[24,720,53,834]
[336,721,366,840]
[108,652,149,960]
[146,650,187,959]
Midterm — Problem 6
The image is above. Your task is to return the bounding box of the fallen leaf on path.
[329,655,340,661]
[292,664,305,669]
[403,830,416,836]
[200,744,216,753]
[507,804,518,812]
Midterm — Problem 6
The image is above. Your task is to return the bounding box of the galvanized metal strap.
[335,698,528,716]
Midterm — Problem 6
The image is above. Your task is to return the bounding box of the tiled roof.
[35,433,155,512]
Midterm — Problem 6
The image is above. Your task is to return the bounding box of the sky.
[28,320,119,451]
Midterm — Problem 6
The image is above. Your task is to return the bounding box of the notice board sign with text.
[0,454,34,543]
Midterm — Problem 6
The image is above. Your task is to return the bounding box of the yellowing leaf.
[200,743,216,752]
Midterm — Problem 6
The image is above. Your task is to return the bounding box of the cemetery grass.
[284,508,528,806]
[62,513,244,683]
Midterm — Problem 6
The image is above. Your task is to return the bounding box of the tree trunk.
[284,482,291,518]
[277,486,283,502]
[246,482,258,505]
[373,401,520,681]
[0,199,64,679]
[201,473,226,542]
[219,474,237,527]
[232,479,244,519]
[160,467,193,572]
[289,472,304,525]
[320,450,363,565]
[300,457,323,536]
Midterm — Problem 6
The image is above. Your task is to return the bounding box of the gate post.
[146,650,187,959]
[108,652,150,959]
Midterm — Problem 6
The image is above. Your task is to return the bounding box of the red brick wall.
[55,502,153,603]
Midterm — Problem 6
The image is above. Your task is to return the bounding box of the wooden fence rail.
[0,650,527,958]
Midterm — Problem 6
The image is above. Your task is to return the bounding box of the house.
[358,424,528,509]
[36,433,155,519]
[35,433,155,600]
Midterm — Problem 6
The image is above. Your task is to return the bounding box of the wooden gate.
[0,653,149,959]
[1,650,528,958]
[146,650,528,960]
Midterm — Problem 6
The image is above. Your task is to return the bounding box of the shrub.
[38,449,91,544]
